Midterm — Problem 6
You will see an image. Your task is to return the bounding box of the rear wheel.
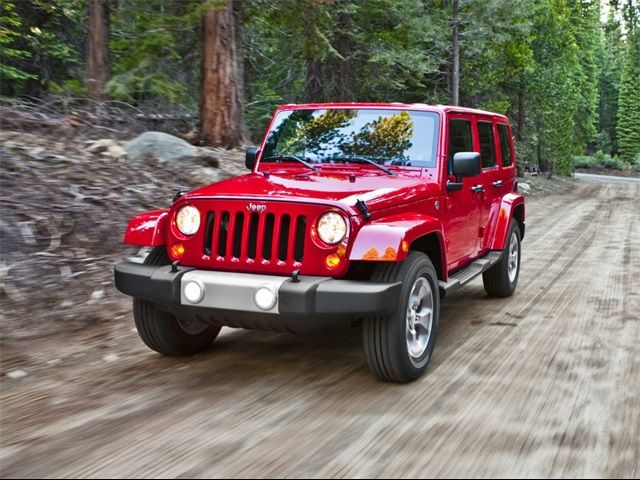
[483,221,521,297]
[362,252,440,383]
[133,246,220,356]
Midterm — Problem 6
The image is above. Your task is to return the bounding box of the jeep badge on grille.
[246,203,267,213]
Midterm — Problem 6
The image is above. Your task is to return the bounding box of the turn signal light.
[171,243,185,258]
[325,253,341,269]
[401,240,409,253]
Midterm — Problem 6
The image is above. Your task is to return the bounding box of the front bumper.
[114,261,401,317]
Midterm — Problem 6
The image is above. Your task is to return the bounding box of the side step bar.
[438,251,503,298]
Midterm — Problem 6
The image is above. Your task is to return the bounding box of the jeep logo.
[246,203,267,213]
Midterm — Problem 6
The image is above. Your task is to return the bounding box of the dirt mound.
[0,130,244,340]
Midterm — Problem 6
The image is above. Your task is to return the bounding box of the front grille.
[203,208,307,264]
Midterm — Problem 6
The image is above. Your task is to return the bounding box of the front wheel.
[133,246,221,356]
[362,252,440,383]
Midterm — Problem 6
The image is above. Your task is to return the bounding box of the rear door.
[443,115,483,269]
[476,117,502,253]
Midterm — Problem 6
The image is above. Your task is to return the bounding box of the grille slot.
[217,212,230,257]
[247,213,260,259]
[263,214,275,260]
[232,212,245,258]
[202,206,306,265]
[278,215,291,261]
[294,216,306,262]
[203,212,215,256]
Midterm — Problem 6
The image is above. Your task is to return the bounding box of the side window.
[497,124,514,167]
[477,121,496,169]
[448,119,473,173]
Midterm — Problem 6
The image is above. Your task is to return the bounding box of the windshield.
[261,109,440,168]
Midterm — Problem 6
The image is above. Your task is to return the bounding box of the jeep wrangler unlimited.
[115,103,525,383]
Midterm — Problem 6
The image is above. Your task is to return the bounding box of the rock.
[123,131,219,165]
[6,370,27,379]
[28,146,45,160]
[87,138,120,154]
[90,289,105,301]
[518,182,531,194]
[102,144,128,159]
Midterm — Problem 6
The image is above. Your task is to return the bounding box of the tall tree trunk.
[201,0,246,148]
[516,82,525,142]
[306,58,324,102]
[336,9,352,101]
[87,0,110,101]
[451,0,460,106]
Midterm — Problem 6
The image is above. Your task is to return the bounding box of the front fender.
[123,209,169,246]
[490,194,525,250]
[349,213,445,263]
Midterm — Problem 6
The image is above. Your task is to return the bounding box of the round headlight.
[317,212,348,245]
[175,205,200,235]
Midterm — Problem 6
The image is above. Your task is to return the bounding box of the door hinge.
[479,226,485,238]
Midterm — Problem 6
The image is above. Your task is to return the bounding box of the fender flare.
[123,209,169,247]
[349,213,446,272]
[490,193,525,250]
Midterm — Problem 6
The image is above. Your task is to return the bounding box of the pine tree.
[616,32,640,163]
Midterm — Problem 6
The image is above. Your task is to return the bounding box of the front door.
[443,116,483,270]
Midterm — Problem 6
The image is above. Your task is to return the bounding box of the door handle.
[471,185,484,193]
[492,180,503,188]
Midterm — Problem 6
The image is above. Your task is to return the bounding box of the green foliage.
[574,152,627,170]
[107,0,209,106]
[1,0,633,177]
[0,2,36,81]
[616,31,640,163]
[0,0,85,96]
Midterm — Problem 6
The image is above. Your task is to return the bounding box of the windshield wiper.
[331,156,396,176]
[262,155,318,172]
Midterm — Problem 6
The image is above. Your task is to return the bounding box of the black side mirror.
[452,152,481,177]
[245,147,260,170]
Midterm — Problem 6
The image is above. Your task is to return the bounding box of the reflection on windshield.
[262,109,439,167]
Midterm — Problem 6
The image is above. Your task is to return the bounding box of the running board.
[439,251,503,298]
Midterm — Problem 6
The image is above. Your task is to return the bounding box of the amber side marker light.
[401,240,409,253]
[171,243,185,258]
[325,253,341,269]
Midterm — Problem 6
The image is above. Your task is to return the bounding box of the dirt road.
[1,176,639,478]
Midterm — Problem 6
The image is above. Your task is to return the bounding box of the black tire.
[133,246,220,356]
[483,220,521,297]
[362,251,440,383]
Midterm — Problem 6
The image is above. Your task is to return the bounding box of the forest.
[1,0,639,175]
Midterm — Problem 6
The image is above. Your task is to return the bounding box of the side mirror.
[452,152,481,177]
[245,147,260,170]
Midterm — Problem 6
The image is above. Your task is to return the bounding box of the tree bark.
[336,9,353,101]
[87,0,110,101]
[451,0,460,106]
[201,0,246,148]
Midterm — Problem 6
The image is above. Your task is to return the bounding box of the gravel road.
[1,175,639,478]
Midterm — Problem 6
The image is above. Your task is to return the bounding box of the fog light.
[183,280,204,304]
[325,253,341,269]
[171,243,185,258]
[254,287,277,310]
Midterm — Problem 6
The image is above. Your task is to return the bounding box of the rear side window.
[477,121,496,168]
[448,119,473,173]
[497,124,514,167]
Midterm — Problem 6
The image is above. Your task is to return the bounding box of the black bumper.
[114,261,401,317]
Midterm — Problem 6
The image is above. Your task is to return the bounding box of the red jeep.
[115,103,525,382]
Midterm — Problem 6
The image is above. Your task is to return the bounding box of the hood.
[183,168,441,214]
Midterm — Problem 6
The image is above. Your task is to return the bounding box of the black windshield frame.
[260,108,440,169]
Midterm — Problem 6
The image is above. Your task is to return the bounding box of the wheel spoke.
[414,308,432,330]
